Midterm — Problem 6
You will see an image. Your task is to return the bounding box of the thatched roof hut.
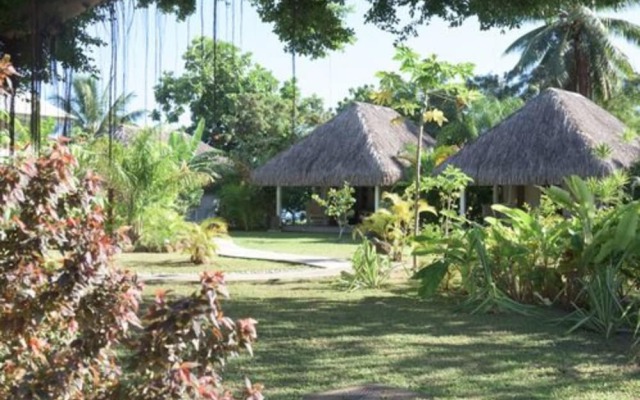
[1,93,77,120]
[113,124,216,156]
[251,102,435,187]
[439,88,640,185]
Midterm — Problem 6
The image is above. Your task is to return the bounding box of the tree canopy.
[504,4,640,101]
[51,76,144,137]
[153,37,329,165]
[3,0,637,79]
[363,0,637,36]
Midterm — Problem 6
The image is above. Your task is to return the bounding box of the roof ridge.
[549,90,593,145]
[437,88,637,185]
[354,103,389,177]
[552,90,620,168]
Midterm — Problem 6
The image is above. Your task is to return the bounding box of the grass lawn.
[144,278,640,400]
[116,252,305,275]
[230,231,359,259]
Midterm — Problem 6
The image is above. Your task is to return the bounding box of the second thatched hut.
[439,88,640,208]
[251,101,435,226]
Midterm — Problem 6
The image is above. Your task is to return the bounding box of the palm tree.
[505,5,640,100]
[52,76,145,136]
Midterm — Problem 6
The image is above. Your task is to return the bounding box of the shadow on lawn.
[219,285,639,400]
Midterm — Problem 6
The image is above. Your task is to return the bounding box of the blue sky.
[51,1,640,124]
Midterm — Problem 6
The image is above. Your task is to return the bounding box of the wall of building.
[187,192,219,221]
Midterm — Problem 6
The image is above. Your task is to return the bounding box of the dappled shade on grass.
[116,252,305,275]
[145,279,640,400]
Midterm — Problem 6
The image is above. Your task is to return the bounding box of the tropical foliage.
[180,217,228,264]
[72,122,227,256]
[413,169,640,343]
[99,130,208,236]
[0,143,260,399]
[505,5,640,101]
[218,182,271,231]
[312,182,356,239]
[357,191,435,261]
[342,238,393,290]
[51,76,144,137]
[154,38,328,165]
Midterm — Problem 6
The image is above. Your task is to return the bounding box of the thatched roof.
[1,93,77,120]
[439,88,640,185]
[251,102,435,187]
[113,124,215,156]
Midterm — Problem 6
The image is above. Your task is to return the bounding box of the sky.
[47,1,640,125]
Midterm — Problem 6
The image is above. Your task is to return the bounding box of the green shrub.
[357,191,435,261]
[181,217,228,264]
[136,205,191,252]
[218,183,269,231]
[415,174,640,340]
[565,266,638,339]
[342,238,392,290]
[312,182,356,239]
[0,144,261,399]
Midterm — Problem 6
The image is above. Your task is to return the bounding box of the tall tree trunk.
[412,121,424,269]
[573,28,591,98]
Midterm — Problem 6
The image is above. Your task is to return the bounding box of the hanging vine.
[29,0,42,152]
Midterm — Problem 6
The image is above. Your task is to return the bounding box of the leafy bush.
[312,182,356,239]
[218,183,270,231]
[415,173,640,340]
[181,217,228,264]
[137,205,191,252]
[565,267,638,339]
[483,204,567,304]
[342,238,392,290]
[0,143,261,399]
[412,166,474,295]
[123,271,260,399]
[357,191,435,261]
[73,128,211,242]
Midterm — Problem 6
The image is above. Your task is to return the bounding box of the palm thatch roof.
[251,102,435,187]
[1,93,77,120]
[439,88,640,185]
[113,124,215,156]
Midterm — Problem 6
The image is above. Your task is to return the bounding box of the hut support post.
[459,188,467,217]
[492,185,499,204]
[374,186,381,211]
[276,186,282,220]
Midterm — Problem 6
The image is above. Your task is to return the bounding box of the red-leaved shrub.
[0,143,261,399]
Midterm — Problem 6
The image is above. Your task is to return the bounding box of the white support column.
[492,185,499,204]
[374,186,381,211]
[459,188,467,217]
[276,186,282,219]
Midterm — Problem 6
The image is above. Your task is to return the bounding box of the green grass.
[230,231,359,259]
[144,278,640,400]
[116,252,304,275]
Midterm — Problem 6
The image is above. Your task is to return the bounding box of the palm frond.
[504,24,555,55]
[604,18,640,47]
[508,23,561,74]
